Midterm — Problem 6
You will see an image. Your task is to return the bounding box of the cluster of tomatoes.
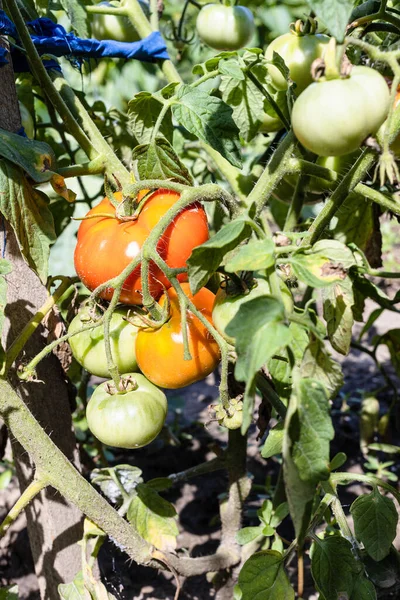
[70,189,222,449]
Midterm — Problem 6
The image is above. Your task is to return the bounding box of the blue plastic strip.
[0,12,169,65]
[0,48,8,66]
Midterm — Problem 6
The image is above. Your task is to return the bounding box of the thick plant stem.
[0,379,152,564]
[244,132,297,214]
[0,478,48,538]
[168,457,225,484]
[302,150,376,246]
[255,371,287,419]
[354,184,400,214]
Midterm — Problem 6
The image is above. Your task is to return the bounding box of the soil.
[2,278,400,599]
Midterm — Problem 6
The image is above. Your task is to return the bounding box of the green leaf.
[322,277,354,355]
[368,443,400,454]
[219,58,246,80]
[187,219,250,294]
[227,297,291,432]
[0,129,56,183]
[59,0,89,37]
[261,421,285,459]
[329,192,375,255]
[127,483,178,552]
[192,51,237,76]
[220,72,265,142]
[306,0,355,41]
[289,378,334,485]
[363,546,400,590]
[0,160,55,283]
[268,322,309,399]
[350,573,377,600]
[225,239,275,272]
[283,376,333,545]
[238,551,295,600]
[236,526,264,545]
[58,572,91,600]
[0,585,19,600]
[132,138,193,185]
[0,258,11,368]
[301,338,343,398]
[351,488,398,562]
[0,468,12,490]
[289,240,356,289]
[375,329,400,378]
[310,535,363,600]
[172,85,242,168]
[128,92,173,144]
[91,465,143,504]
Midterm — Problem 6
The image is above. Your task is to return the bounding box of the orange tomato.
[135,283,221,389]
[74,190,209,305]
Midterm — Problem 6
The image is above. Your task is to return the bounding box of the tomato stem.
[0,477,48,539]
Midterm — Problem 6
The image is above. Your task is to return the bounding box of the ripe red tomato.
[74,190,209,305]
[135,283,221,389]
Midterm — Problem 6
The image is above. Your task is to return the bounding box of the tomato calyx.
[290,17,318,37]
[219,271,260,298]
[105,374,139,395]
[211,397,244,430]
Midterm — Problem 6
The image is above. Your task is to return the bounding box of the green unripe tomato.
[265,31,330,95]
[196,4,255,51]
[19,101,34,139]
[68,305,139,378]
[292,66,390,156]
[212,276,293,345]
[91,1,148,42]
[86,374,167,448]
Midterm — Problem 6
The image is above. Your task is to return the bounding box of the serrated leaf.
[261,421,285,458]
[225,239,275,272]
[238,551,295,600]
[187,219,250,293]
[322,277,354,355]
[172,85,242,168]
[310,536,363,600]
[220,73,264,142]
[128,92,173,144]
[289,240,356,288]
[289,378,334,484]
[132,138,193,185]
[236,526,264,545]
[219,58,245,80]
[0,129,56,183]
[59,0,89,37]
[0,585,19,600]
[306,0,354,41]
[301,338,343,398]
[0,160,55,283]
[127,483,178,552]
[351,488,398,562]
[192,51,237,76]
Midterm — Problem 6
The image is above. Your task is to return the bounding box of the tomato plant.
[86,374,168,448]
[68,305,140,378]
[3,0,400,598]
[136,283,220,388]
[74,189,209,305]
[196,4,255,51]
[265,25,330,95]
[292,66,390,155]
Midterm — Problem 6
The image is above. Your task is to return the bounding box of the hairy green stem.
[0,478,48,538]
[58,158,106,179]
[4,277,76,375]
[354,184,400,214]
[331,471,400,504]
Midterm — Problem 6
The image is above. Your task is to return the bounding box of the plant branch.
[0,477,48,538]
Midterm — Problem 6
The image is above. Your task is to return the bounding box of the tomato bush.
[68,305,140,378]
[3,0,400,598]
[136,283,220,388]
[292,66,390,155]
[86,374,168,448]
[74,189,209,305]
[196,4,255,51]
